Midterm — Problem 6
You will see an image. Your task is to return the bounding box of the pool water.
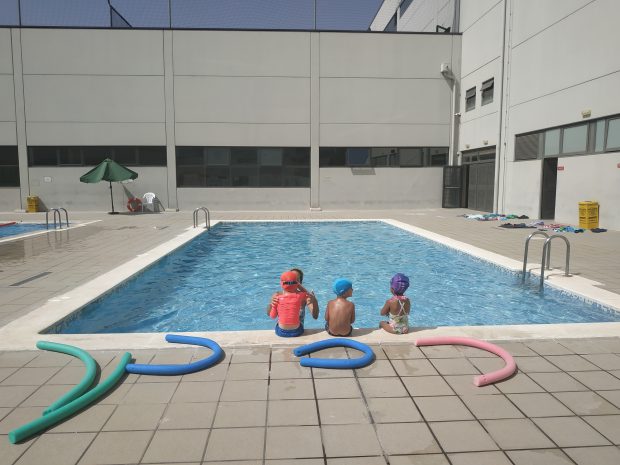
[0,223,48,238]
[48,221,620,333]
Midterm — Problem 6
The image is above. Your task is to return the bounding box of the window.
[515,133,541,160]
[465,87,476,112]
[400,0,414,17]
[27,146,167,166]
[561,124,588,154]
[176,147,310,188]
[319,147,448,167]
[594,120,605,152]
[544,129,560,156]
[384,13,396,32]
[461,147,496,164]
[481,78,494,105]
[607,118,620,151]
[0,146,19,187]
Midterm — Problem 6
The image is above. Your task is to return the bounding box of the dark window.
[176,147,310,187]
[113,147,137,165]
[136,146,166,166]
[28,146,166,167]
[481,78,494,105]
[346,148,370,166]
[400,0,414,16]
[29,146,59,166]
[515,133,541,160]
[319,148,346,167]
[320,147,448,167]
[58,147,82,165]
[465,87,476,112]
[82,147,111,165]
[384,13,396,31]
[0,146,20,187]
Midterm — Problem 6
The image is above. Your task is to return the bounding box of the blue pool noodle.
[125,334,224,375]
[293,338,375,369]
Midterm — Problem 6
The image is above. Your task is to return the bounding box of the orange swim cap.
[280,271,299,292]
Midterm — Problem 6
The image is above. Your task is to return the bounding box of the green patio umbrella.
[80,158,138,214]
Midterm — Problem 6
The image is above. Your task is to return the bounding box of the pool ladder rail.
[46,208,69,230]
[522,231,571,290]
[193,207,210,230]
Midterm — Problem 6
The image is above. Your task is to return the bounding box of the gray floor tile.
[142,429,209,463]
[525,372,585,392]
[182,363,228,382]
[318,398,371,425]
[389,455,450,465]
[415,396,473,421]
[554,391,620,415]
[481,418,555,449]
[231,347,271,364]
[50,404,115,433]
[204,427,264,461]
[358,377,408,398]
[0,385,38,407]
[121,382,178,404]
[558,339,612,354]
[533,416,611,447]
[0,434,36,465]
[512,356,561,373]
[429,421,499,453]
[314,378,361,399]
[376,422,441,455]
[569,370,620,390]
[269,362,311,380]
[448,451,512,465]
[582,353,620,370]
[220,379,268,401]
[1,367,60,386]
[545,355,600,371]
[494,372,545,394]
[430,358,479,375]
[328,457,387,465]
[0,406,44,434]
[495,342,537,356]
[402,376,454,397]
[14,432,96,465]
[382,344,425,359]
[460,394,523,419]
[0,407,10,422]
[598,390,620,408]
[265,425,323,459]
[171,381,223,403]
[506,449,574,465]
[269,378,315,399]
[268,399,318,426]
[322,424,382,457]
[564,445,620,465]
[354,360,397,378]
[0,367,17,383]
[102,403,166,431]
[159,402,217,429]
[390,359,438,376]
[0,352,37,368]
[526,341,574,356]
[582,415,620,444]
[467,357,504,375]
[367,397,423,423]
[442,375,499,395]
[507,393,574,417]
[419,346,464,359]
[25,352,73,368]
[270,347,298,362]
[213,400,266,428]
[226,363,269,380]
[311,367,354,378]
[18,384,73,408]
[78,430,153,465]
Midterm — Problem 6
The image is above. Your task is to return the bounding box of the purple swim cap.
[390,273,410,295]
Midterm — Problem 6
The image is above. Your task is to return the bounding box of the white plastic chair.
[141,192,159,212]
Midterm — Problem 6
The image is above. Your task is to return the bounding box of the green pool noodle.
[35,341,98,415]
[8,352,131,444]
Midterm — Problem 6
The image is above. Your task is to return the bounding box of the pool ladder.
[193,207,210,230]
[46,208,69,230]
[522,232,571,290]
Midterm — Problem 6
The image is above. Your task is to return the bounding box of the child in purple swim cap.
[379,273,411,334]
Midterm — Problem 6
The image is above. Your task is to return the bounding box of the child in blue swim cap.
[325,278,355,337]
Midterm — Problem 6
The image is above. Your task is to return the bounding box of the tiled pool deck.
[0,209,619,464]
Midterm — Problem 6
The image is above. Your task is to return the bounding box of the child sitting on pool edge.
[379,273,411,334]
[270,271,311,337]
[325,278,355,337]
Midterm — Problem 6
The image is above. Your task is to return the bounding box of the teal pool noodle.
[35,341,98,415]
[8,352,131,444]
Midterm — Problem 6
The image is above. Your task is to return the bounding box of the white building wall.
[0,28,16,145]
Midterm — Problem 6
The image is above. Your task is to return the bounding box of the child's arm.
[380,300,391,316]
[306,292,319,319]
[269,295,279,319]
[266,292,279,316]
[350,302,355,324]
[325,301,330,322]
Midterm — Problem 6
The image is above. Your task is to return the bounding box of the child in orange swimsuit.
[270,271,309,337]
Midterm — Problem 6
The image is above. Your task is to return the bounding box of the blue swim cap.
[333,278,353,296]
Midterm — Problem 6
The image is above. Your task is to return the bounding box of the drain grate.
[10,271,52,287]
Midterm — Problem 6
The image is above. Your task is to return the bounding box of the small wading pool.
[46,221,620,334]
[0,223,49,239]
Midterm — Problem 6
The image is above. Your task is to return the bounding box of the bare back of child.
[325,278,355,337]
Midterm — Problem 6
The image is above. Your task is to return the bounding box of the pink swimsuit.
[270,292,308,327]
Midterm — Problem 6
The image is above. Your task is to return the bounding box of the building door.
[540,157,558,219]
[462,148,496,212]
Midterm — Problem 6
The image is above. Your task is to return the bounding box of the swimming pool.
[0,223,48,239]
[47,221,620,334]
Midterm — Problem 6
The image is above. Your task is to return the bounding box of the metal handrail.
[45,208,69,229]
[193,207,210,230]
[539,235,571,290]
[522,231,550,283]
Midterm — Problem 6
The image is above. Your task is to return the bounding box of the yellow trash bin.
[26,196,39,213]
[579,201,599,229]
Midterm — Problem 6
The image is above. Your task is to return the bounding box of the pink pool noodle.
[415,336,517,386]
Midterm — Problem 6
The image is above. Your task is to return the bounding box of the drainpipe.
[493,0,508,213]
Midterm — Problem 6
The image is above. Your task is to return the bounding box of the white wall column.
[163,30,178,211]
[309,32,320,210]
[11,28,28,210]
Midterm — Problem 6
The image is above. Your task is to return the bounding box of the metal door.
[467,162,495,212]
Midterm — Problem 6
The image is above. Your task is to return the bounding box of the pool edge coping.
[0,218,619,351]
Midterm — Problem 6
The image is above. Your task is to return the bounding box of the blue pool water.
[48,221,620,334]
[0,223,48,238]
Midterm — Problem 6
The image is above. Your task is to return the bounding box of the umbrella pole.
[109,181,116,214]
